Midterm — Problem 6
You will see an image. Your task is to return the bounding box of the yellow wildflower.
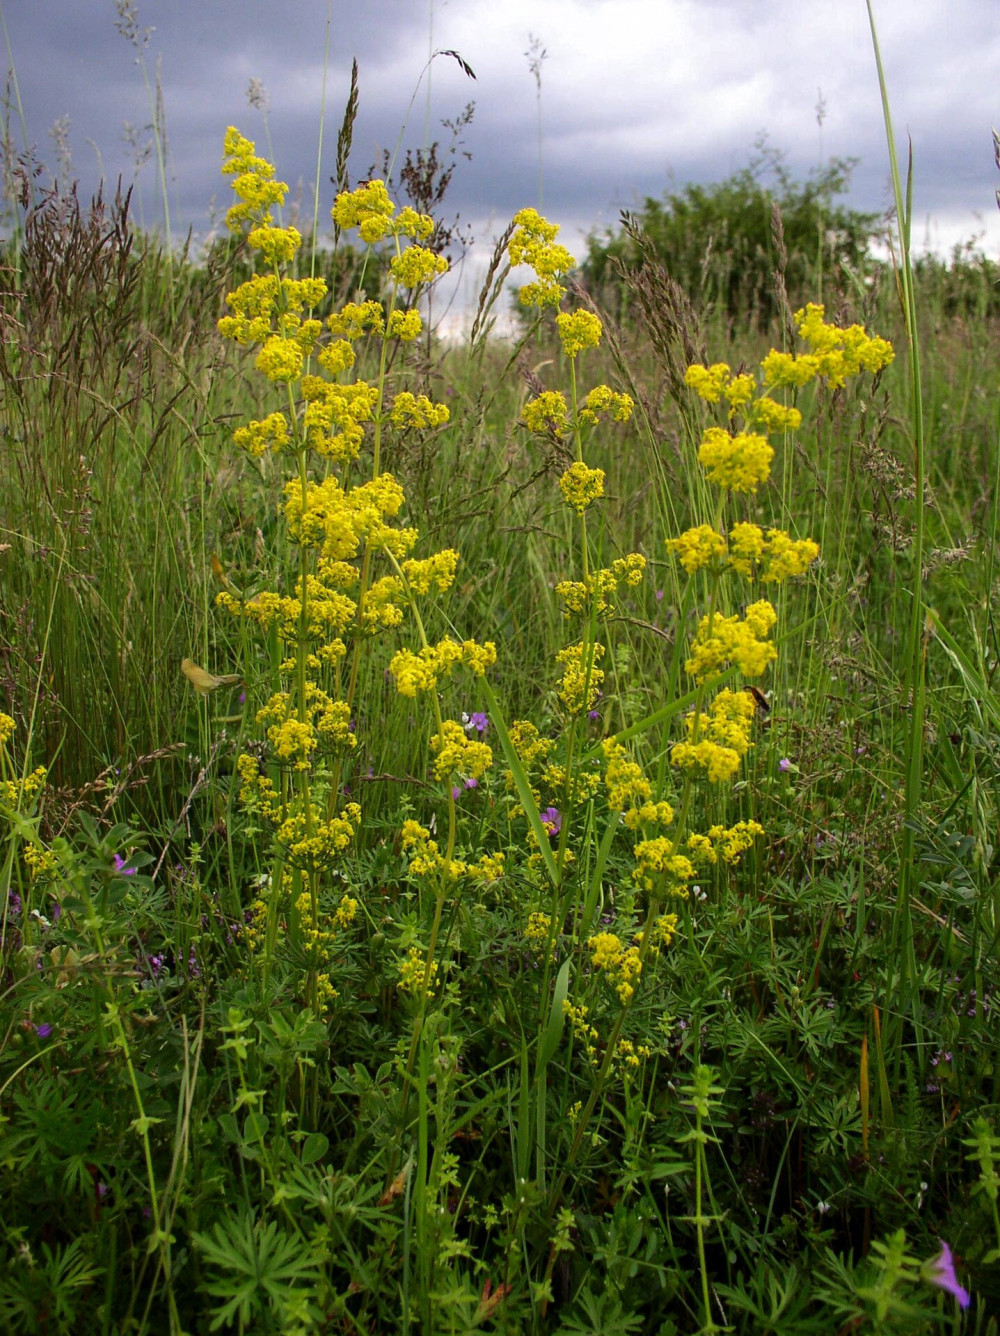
[556,310,602,357]
[698,426,774,493]
[558,462,605,514]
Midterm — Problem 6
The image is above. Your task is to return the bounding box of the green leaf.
[539,957,571,1070]
[299,1132,328,1166]
[480,676,559,888]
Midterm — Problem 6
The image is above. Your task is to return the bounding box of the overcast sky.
[5,0,1000,309]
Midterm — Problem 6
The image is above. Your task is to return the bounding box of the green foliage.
[581,140,880,321]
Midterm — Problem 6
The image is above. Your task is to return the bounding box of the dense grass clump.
[1,111,1000,1336]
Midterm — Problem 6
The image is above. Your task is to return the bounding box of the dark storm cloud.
[4,0,999,260]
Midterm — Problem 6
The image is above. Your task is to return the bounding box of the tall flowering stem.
[215,132,471,1034]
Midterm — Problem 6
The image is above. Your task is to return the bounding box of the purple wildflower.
[35,1022,52,1039]
[778,757,792,772]
[540,806,561,838]
[113,854,135,876]
[8,893,21,918]
[464,776,478,790]
[462,711,489,736]
[926,1241,970,1309]
[452,785,462,800]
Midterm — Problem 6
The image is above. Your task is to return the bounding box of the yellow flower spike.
[508,207,575,307]
[555,641,605,714]
[760,529,820,583]
[749,396,803,434]
[247,225,302,265]
[727,522,766,577]
[723,373,756,411]
[522,391,570,437]
[398,945,439,999]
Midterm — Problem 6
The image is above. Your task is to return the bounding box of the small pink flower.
[926,1241,970,1309]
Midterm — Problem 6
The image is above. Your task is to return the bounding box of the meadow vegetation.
[1,48,1000,1336]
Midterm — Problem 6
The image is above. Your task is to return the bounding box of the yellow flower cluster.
[397,945,439,999]
[255,687,356,769]
[281,473,413,559]
[331,180,434,244]
[708,820,765,862]
[389,637,497,697]
[429,720,493,782]
[292,888,359,1015]
[762,304,895,390]
[522,390,569,437]
[555,553,646,618]
[388,308,423,341]
[400,549,460,595]
[683,362,750,408]
[602,739,675,831]
[579,384,634,425]
[539,763,601,807]
[0,713,15,745]
[390,392,450,430]
[523,911,553,954]
[670,688,757,783]
[666,524,729,574]
[556,310,602,358]
[668,522,818,582]
[563,1000,599,1062]
[1,766,47,810]
[631,841,697,895]
[235,755,360,871]
[558,462,606,515]
[684,602,778,682]
[23,843,57,881]
[300,380,379,461]
[390,246,449,288]
[326,300,387,340]
[698,427,773,494]
[586,931,644,1003]
[232,411,291,458]
[400,819,502,885]
[218,274,327,348]
[508,208,575,307]
[556,641,605,714]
